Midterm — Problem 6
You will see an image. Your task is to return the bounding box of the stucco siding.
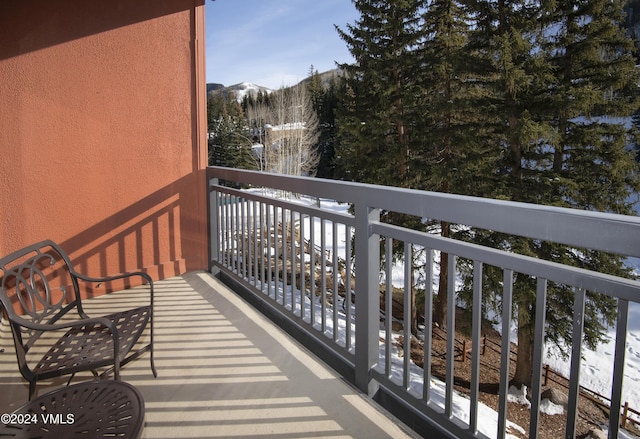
[0,0,208,287]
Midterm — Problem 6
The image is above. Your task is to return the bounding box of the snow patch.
[540,399,565,416]
[507,385,531,408]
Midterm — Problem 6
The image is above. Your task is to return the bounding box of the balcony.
[0,271,414,439]
[1,166,639,439]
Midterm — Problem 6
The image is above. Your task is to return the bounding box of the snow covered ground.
[544,289,640,433]
[233,190,640,438]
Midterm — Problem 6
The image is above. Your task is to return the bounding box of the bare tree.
[257,84,319,176]
[246,102,269,142]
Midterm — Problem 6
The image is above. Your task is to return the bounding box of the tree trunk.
[433,221,450,327]
[511,303,534,387]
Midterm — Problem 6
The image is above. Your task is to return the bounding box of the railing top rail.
[212,183,356,227]
[373,221,640,302]
[208,166,640,259]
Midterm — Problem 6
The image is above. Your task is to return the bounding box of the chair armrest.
[72,271,154,307]
[72,270,154,290]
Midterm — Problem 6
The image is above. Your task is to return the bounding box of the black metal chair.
[0,240,157,399]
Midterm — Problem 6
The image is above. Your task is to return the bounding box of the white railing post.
[354,202,380,395]
[208,177,220,275]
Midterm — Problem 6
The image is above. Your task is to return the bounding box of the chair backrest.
[0,240,83,349]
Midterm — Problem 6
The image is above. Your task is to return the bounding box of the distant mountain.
[207,69,345,102]
[300,68,344,88]
[206,83,225,95]
[206,82,272,102]
[226,82,272,102]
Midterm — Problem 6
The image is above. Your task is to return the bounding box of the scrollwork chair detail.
[0,240,157,399]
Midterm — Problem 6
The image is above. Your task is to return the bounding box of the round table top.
[0,380,145,439]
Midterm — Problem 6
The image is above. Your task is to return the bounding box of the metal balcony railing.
[207,166,640,439]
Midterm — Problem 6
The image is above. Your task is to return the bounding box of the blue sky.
[205,0,359,90]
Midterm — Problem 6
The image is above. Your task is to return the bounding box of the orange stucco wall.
[0,0,208,287]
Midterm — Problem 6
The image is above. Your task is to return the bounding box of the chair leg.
[150,352,158,378]
[28,381,36,401]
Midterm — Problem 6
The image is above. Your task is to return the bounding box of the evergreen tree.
[306,67,340,179]
[632,107,640,161]
[316,77,340,179]
[207,90,257,170]
[464,0,640,387]
[335,0,427,188]
[624,0,640,62]
[416,0,503,327]
[334,0,639,388]
[514,0,640,386]
[307,65,324,110]
[544,0,639,212]
[336,0,429,335]
[461,0,559,388]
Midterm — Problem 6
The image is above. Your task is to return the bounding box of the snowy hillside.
[206,81,272,102]
[207,69,343,102]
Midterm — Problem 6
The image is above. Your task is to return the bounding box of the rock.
[586,428,607,439]
[541,387,568,408]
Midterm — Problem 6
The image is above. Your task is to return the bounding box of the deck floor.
[0,271,415,439]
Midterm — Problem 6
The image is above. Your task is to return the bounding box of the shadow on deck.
[0,271,415,439]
